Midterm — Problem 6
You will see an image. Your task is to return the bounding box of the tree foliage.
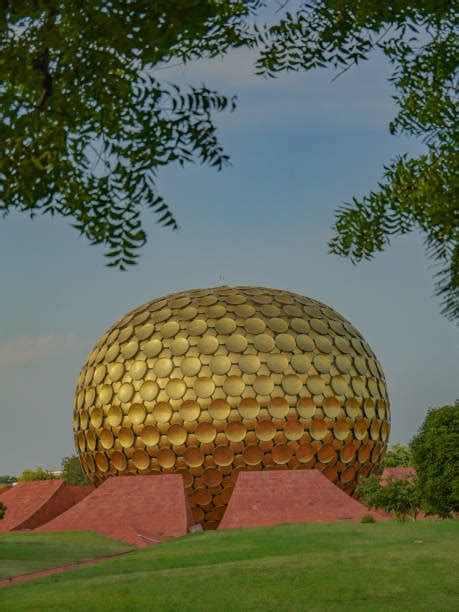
[17,467,57,482]
[0,475,16,484]
[61,455,87,485]
[0,1,259,268]
[382,443,412,467]
[0,502,6,520]
[410,404,459,517]
[255,1,458,321]
[356,473,421,521]
[1,2,457,318]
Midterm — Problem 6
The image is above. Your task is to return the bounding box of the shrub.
[0,502,6,520]
[356,474,421,521]
[360,514,376,524]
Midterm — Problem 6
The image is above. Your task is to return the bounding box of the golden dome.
[73,286,390,528]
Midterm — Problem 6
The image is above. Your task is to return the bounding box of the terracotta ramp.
[219,469,378,530]
[0,480,92,533]
[37,475,193,547]
[381,467,416,485]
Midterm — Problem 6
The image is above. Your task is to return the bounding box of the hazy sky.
[1,46,457,475]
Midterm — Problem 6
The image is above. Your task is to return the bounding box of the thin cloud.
[0,333,81,365]
[163,47,397,129]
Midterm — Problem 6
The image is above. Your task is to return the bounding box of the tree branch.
[34,47,53,109]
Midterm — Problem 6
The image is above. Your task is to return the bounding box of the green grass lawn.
[0,531,132,580]
[1,520,458,611]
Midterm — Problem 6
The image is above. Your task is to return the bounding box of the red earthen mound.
[219,469,378,530]
[0,480,92,533]
[381,467,416,485]
[37,475,193,547]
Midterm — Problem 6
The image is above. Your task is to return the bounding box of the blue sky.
[0,46,457,474]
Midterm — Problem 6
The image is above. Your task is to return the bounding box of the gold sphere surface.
[74,286,390,528]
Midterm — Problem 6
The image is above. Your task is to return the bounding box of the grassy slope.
[0,531,131,580]
[1,521,458,611]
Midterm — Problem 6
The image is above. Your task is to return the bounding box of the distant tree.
[356,474,421,521]
[0,502,6,520]
[17,467,57,482]
[382,444,412,468]
[61,455,87,485]
[0,475,16,485]
[0,475,15,493]
[411,404,459,518]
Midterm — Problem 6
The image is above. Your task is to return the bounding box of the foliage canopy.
[382,443,412,468]
[17,467,57,482]
[0,1,259,269]
[255,1,458,320]
[1,1,457,317]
